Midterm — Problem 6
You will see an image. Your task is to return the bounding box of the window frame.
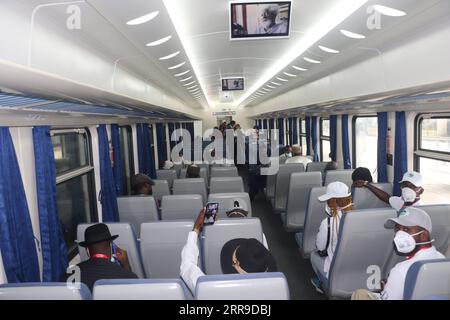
[351,115,378,170]
[51,128,97,260]
[320,118,330,162]
[299,118,306,149]
[414,113,450,172]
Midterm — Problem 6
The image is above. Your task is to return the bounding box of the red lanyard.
[91,254,109,260]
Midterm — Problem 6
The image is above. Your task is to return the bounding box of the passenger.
[278,145,292,164]
[186,164,200,178]
[226,200,249,218]
[285,145,312,167]
[323,161,339,184]
[353,171,424,212]
[351,207,444,300]
[62,223,137,292]
[351,167,374,184]
[131,173,154,196]
[180,209,277,293]
[311,182,354,294]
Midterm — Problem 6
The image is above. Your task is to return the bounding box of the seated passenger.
[285,146,312,167]
[226,200,249,218]
[352,207,444,300]
[180,209,277,293]
[352,167,374,184]
[186,165,200,178]
[62,223,137,292]
[278,145,292,164]
[311,182,354,294]
[353,171,424,212]
[131,173,154,196]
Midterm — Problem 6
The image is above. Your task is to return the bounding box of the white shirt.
[180,231,269,294]
[389,196,424,212]
[316,211,342,277]
[285,156,312,167]
[380,246,445,300]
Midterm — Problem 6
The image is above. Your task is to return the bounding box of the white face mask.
[402,187,418,203]
[394,230,432,254]
[286,152,292,158]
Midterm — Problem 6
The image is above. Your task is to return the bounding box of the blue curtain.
[258,119,262,129]
[305,116,311,156]
[292,117,299,145]
[0,127,40,283]
[377,112,388,183]
[394,112,408,196]
[263,119,268,130]
[33,126,68,282]
[110,124,123,196]
[311,116,319,162]
[137,123,156,179]
[268,119,274,139]
[330,115,338,162]
[97,125,119,222]
[156,123,168,167]
[341,115,352,169]
[277,118,285,146]
[287,118,293,145]
[186,122,194,160]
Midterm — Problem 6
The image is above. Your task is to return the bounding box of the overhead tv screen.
[222,78,244,91]
[230,1,291,39]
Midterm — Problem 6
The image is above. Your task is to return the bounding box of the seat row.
[305,205,450,299]
[117,192,252,236]
[77,217,265,279]
[0,272,290,300]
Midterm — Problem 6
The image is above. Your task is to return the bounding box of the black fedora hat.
[78,223,119,247]
[220,238,277,274]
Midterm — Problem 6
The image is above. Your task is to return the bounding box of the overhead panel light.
[183,81,195,86]
[187,85,198,90]
[146,35,172,46]
[159,51,180,60]
[168,61,186,70]
[373,5,406,17]
[340,29,366,39]
[267,85,276,89]
[126,11,159,25]
[276,77,289,82]
[234,0,368,106]
[174,70,190,77]
[180,76,193,82]
[283,72,297,77]
[319,45,340,53]
[304,57,321,64]
[263,88,272,92]
[292,65,308,71]
[271,81,282,86]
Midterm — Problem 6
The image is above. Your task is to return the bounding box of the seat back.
[0,283,91,300]
[404,259,450,300]
[285,172,322,232]
[77,223,145,278]
[209,177,244,194]
[161,195,203,220]
[93,279,188,300]
[306,162,329,173]
[352,183,392,210]
[298,187,328,258]
[274,163,305,212]
[328,208,397,298]
[156,170,177,189]
[117,196,159,237]
[208,193,252,218]
[202,218,264,275]
[140,221,194,278]
[195,273,289,300]
[152,180,170,204]
[173,178,207,204]
[324,170,353,188]
[210,166,238,178]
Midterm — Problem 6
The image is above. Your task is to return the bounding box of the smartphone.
[204,202,219,225]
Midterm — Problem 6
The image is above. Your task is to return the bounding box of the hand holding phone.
[204,202,219,225]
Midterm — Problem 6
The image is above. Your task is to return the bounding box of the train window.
[320,118,331,162]
[52,129,96,259]
[119,126,134,195]
[300,119,307,156]
[353,116,378,181]
[415,115,450,204]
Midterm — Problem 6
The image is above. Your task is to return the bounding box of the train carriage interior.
[0,0,450,302]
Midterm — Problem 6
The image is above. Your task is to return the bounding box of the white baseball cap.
[399,171,423,188]
[318,182,351,202]
[385,207,432,233]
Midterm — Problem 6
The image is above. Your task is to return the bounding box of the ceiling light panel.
[159,51,180,60]
[146,35,172,46]
[126,11,159,25]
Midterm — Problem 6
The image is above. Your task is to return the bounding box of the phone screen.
[204,202,219,225]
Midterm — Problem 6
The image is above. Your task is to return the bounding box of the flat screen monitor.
[222,78,244,91]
